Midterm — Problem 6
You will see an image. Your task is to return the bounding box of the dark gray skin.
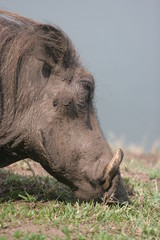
[0,11,129,204]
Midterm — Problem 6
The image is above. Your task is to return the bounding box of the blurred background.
[0,0,159,152]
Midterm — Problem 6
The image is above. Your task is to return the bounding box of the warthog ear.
[104,148,124,190]
[35,24,67,66]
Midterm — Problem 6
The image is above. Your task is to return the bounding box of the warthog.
[0,10,129,204]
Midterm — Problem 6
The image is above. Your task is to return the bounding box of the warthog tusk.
[104,148,124,190]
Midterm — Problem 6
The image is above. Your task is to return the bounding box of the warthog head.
[0,11,129,204]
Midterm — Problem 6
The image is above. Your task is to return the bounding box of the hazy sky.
[0,0,159,150]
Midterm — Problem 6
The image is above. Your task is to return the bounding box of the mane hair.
[0,10,77,75]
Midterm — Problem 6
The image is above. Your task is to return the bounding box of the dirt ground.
[0,150,160,239]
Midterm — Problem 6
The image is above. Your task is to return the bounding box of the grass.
[0,153,160,239]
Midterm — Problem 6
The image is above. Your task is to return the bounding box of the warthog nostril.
[98,179,106,185]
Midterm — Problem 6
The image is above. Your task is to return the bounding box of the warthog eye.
[42,62,52,78]
[81,80,93,93]
[80,79,94,102]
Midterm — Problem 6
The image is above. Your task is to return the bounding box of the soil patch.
[1,221,64,240]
